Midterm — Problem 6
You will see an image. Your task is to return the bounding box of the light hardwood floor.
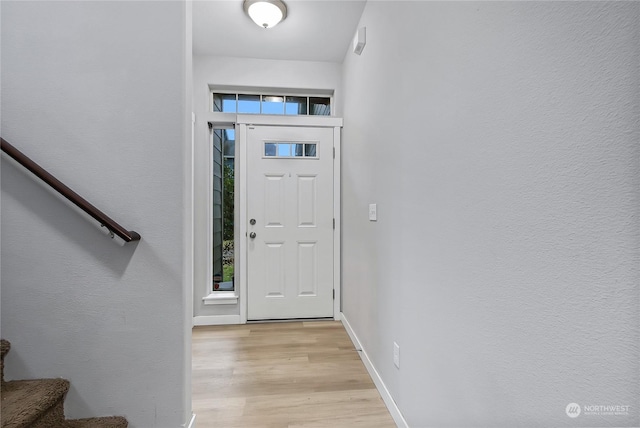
[192,321,396,428]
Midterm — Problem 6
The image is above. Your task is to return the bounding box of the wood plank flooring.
[192,321,396,428]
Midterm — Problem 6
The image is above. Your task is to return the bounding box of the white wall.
[1,1,190,426]
[192,56,342,320]
[340,2,639,427]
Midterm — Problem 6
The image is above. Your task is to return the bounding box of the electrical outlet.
[369,203,377,221]
[393,342,400,369]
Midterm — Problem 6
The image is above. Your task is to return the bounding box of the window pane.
[212,128,225,288]
[277,143,292,157]
[213,92,330,116]
[285,96,308,115]
[262,95,284,115]
[305,144,317,157]
[238,94,260,113]
[223,129,235,158]
[213,93,236,112]
[309,97,331,116]
[222,154,234,285]
[265,143,277,157]
[264,142,318,158]
[293,144,305,157]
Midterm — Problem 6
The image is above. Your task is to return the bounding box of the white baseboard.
[183,413,196,428]
[341,313,408,428]
[193,315,241,326]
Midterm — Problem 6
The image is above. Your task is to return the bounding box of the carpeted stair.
[1,339,128,428]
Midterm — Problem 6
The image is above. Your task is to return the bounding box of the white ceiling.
[192,0,367,63]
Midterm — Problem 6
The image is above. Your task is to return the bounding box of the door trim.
[332,125,341,321]
[236,115,342,323]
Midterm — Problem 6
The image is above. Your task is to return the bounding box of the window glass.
[309,97,331,116]
[237,94,260,113]
[262,95,284,115]
[305,144,317,157]
[265,143,277,157]
[293,144,305,157]
[264,142,318,158]
[213,128,235,291]
[285,96,308,115]
[212,92,331,116]
[211,130,225,289]
[223,129,235,158]
[213,93,237,113]
[277,143,292,157]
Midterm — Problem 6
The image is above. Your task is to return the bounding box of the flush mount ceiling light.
[243,0,287,29]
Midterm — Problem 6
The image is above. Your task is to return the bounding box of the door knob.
[250,219,256,225]
[249,232,256,239]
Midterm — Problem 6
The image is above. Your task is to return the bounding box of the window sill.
[203,291,238,305]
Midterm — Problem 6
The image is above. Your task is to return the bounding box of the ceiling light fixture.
[243,0,287,29]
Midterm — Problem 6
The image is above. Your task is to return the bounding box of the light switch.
[369,204,377,221]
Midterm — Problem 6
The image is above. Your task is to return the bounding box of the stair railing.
[1,137,141,243]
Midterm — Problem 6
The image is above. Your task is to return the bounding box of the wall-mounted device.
[369,203,377,221]
[353,27,366,55]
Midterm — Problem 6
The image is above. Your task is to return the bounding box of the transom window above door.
[212,92,331,116]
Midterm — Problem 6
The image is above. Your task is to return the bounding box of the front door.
[247,125,334,320]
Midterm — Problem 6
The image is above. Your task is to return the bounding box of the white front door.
[247,125,334,320]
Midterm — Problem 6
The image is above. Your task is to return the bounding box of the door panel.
[297,241,318,296]
[297,175,317,226]
[264,242,285,297]
[247,125,334,320]
[264,174,285,226]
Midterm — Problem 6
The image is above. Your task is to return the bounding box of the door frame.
[236,115,342,323]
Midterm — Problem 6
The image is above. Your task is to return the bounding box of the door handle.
[249,232,256,239]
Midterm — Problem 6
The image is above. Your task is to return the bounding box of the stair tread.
[66,416,128,428]
[1,378,70,428]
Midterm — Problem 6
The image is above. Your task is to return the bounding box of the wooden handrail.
[1,137,141,243]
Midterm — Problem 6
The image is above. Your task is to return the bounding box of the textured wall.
[340,2,639,427]
[1,1,189,426]
[192,55,342,319]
